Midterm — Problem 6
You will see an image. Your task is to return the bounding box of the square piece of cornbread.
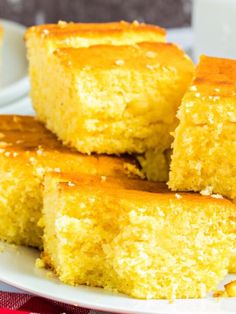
[0,115,140,248]
[29,42,194,155]
[25,21,166,128]
[169,56,236,201]
[42,172,236,300]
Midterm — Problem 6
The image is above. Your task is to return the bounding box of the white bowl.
[0,19,29,107]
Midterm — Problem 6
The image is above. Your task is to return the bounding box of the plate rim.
[0,243,236,314]
[0,18,29,107]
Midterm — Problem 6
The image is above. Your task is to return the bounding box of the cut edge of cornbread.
[168,55,236,201]
[42,171,236,300]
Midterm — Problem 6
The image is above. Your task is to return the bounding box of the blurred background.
[0,0,192,28]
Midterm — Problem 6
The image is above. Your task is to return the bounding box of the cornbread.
[225,280,236,297]
[169,55,236,201]
[28,41,194,155]
[42,171,236,299]
[0,115,140,248]
[25,20,166,136]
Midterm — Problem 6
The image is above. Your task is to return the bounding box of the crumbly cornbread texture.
[137,149,171,182]
[42,172,236,300]
[169,56,236,201]
[0,115,140,248]
[27,41,194,155]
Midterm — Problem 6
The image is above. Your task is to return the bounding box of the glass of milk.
[193,0,236,61]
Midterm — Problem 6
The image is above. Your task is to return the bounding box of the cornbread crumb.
[200,186,213,196]
[146,51,156,58]
[214,280,236,297]
[213,290,227,298]
[175,193,182,199]
[35,257,45,268]
[225,280,236,297]
[114,59,124,66]
[100,175,107,182]
[211,194,224,199]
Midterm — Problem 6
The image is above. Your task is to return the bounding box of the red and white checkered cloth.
[0,291,115,314]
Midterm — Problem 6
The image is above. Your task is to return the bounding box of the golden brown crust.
[188,55,236,98]
[0,115,139,178]
[47,171,234,207]
[49,171,167,194]
[54,42,192,71]
[25,21,166,41]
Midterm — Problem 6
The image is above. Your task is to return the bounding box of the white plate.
[0,19,29,107]
[0,241,236,314]
[0,32,235,314]
[0,96,34,115]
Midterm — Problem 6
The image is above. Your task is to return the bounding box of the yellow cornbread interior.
[42,172,236,300]
[137,149,171,182]
[28,42,194,155]
[169,55,236,201]
[0,115,140,248]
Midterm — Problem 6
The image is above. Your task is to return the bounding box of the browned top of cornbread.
[179,55,236,124]
[188,55,236,98]
[0,115,140,177]
[25,21,166,40]
[49,171,233,207]
[47,171,167,194]
[54,42,193,71]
